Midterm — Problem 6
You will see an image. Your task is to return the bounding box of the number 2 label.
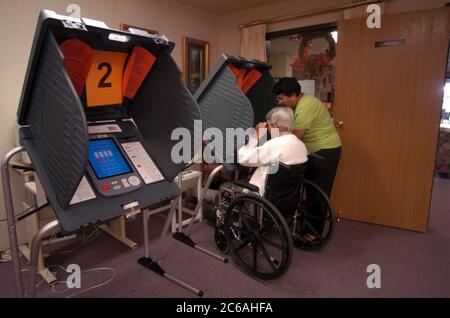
[97,62,112,88]
[86,50,127,107]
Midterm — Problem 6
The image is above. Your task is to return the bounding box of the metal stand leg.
[138,198,204,297]
[170,171,203,233]
[2,147,26,298]
[178,174,183,233]
[28,220,60,298]
[173,165,228,263]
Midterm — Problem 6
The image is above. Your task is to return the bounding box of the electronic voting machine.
[16,10,201,234]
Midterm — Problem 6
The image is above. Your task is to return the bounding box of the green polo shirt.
[293,94,342,154]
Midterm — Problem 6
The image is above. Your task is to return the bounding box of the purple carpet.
[1,177,449,298]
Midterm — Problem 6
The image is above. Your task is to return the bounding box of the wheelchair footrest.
[292,236,323,251]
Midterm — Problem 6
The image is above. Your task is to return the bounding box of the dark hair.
[272,77,301,97]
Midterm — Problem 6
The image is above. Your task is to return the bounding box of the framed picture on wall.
[183,37,209,94]
[120,23,158,35]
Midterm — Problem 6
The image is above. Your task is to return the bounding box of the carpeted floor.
[0,177,449,298]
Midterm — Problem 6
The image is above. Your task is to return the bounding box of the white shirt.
[237,133,308,196]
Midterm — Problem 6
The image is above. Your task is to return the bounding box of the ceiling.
[176,0,287,15]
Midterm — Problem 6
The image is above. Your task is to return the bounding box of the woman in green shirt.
[273,77,342,244]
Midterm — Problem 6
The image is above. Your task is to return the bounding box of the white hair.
[266,107,294,132]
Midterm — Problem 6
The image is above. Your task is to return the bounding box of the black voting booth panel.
[194,54,276,163]
[17,10,200,234]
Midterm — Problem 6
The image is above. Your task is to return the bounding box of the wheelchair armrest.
[233,180,260,193]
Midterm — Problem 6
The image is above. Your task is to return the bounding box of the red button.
[102,184,110,191]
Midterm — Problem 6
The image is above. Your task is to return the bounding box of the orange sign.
[228,65,263,94]
[122,46,156,99]
[86,50,127,107]
[60,39,94,97]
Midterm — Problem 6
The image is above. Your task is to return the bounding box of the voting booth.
[190,56,337,280]
[4,10,201,297]
[194,54,276,163]
[191,55,336,280]
[17,10,200,232]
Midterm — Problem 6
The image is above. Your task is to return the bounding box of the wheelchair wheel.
[293,179,336,251]
[223,194,293,280]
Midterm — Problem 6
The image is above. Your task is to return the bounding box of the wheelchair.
[210,162,336,280]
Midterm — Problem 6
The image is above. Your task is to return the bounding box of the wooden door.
[332,8,450,232]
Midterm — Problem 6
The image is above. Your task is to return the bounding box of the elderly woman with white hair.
[238,107,308,197]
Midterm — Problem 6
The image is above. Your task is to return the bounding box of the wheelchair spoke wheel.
[223,194,293,280]
[293,179,336,251]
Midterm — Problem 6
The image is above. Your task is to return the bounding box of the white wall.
[0,0,219,251]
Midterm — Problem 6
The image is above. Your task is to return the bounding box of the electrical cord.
[33,265,116,298]
[0,203,40,223]
[17,204,49,222]
[4,226,107,296]
[46,225,100,257]
[54,265,116,298]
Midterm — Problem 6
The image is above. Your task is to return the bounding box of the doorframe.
[266,22,337,40]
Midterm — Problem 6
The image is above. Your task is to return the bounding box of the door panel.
[332,8,450,232]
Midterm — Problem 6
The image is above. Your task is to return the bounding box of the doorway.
[267,23,338,116]
[436,44,450,179]
[267,9,449,232]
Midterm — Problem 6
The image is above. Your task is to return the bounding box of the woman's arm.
[293,128,307,140]
[237,133,280,167]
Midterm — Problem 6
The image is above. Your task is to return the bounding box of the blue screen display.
[88,139,131,180]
